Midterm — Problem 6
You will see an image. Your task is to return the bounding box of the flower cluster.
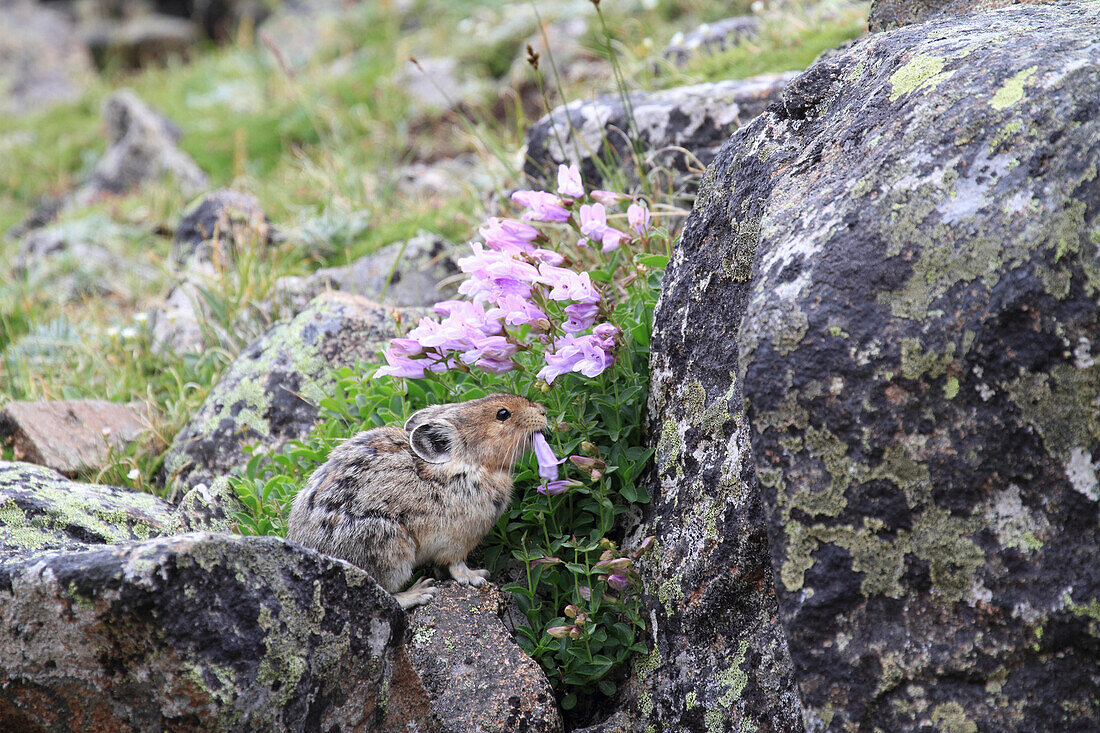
[376,164,652,385]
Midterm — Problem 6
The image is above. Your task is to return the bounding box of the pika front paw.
[394,577,437,609]
[449,562,491,587]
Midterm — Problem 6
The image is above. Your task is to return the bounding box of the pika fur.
[287,393,548,609]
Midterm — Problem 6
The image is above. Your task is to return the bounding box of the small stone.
[0,0,95,116]
[0,400,151,477]
[407,582,563,733]
[661,16,760,67]
[171,189,271,270]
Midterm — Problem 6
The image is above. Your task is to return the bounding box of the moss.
[656,419,683,477]
[990,66,1038,111]
[633,645,662,678]
[1007,364,1100,462]
[658,577,685,617]
[900,338,957,380]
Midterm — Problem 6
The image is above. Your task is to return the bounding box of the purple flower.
[460,335,517,365]
[578,203,607,240]
[496,294,547,326]
[532,432,566,481]
[538,265,601,304]
[592,323,619,348]
[627,202,651,235]
[562,302,599,333]
[479,217,538,252]
[556,163,584,198]
[474,357,516,374]
[536,333,614,383]
[458,243,541,284]
[531,248,564,266]
[387,337,423,358]
[537,479,579,496]
[512,190,570,222]
[606,573,629,591]
[375,351,427,379]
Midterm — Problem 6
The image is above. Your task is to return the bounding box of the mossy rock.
[654,3,1100,730]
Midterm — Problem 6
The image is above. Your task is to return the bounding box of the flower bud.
[564,604,578,618]
[555,421,571,433]
[574,613,587,626]
[569,455,606,472]
[590,469,602,482]
[547,625,572,639]
[537,380,551,393]
[534,318,552,332]
[599,549,614,562]
[569,627,582,640]
[595,557,631,571]
[598,538,615,551]
[580,441,598,455]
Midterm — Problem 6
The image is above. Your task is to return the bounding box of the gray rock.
[81,13,200,68]
[0,0,95,116]
[868,0,1049,31]
[0,461,178,559]
[662,16,760,67]
[73,88,207,207]
[271,231,461,312]
[638,2,1100,731]
[521,74,796,192]
[407,582,564,733]
[176,475,245,533]
[0,531,428,730]
[397,56,494,114]
[396,154,495,200]
[0,400,150,477]
[149,279,205,355]
[171,189,271,269]
[163,291,406,493]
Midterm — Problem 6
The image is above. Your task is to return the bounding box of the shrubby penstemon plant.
[233,163,670,713]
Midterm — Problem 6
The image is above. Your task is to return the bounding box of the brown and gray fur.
[287,393,547,609]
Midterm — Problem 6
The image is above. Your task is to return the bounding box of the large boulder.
[0,461,177,559]
[634,2,1099,731]
[521,74,796,191]
[0,532,425,730]
[163,291,405,492]
[868,0,1047,31]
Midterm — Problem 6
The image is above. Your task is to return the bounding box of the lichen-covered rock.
[0,400,151,476]
[271,231,461,311]
[706,4,1098,730]
[521,74,796,191]
[0,461,177,560]
[406,582,563,733]
[171,189,271,269]
[0,0,95,116]
[0,532,423,731]
[661,16,760,67]
[175,475,245,533]
[867,0,1046,31]
[163,291,402,492]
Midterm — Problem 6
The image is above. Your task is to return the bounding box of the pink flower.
[387,338,423,358]
[536,333,614,383]
[496,294,547,326]
[627,202,650,235]
[532,432,566,481]
[556,163,584,198]
[512,190,570,222]
[538,265,601,304]
[592,323,619,348]
[538,479,579,496]
[600,227,626,253]
[479,217,539,252]
[578,203,607,240]
[562,302,599,333]
[460,335,517,366]
[591,190,628,206]
[375,352,427,379]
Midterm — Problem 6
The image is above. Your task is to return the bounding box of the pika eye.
[496,408,511,421]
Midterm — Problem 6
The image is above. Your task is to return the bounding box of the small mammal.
[287,393,547,609]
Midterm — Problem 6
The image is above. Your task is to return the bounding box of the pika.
[287,393,548,609]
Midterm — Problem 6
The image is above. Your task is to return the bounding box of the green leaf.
[636,253,669,269]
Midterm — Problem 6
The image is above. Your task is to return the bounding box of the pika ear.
[409,420,458,464]
[404,404,447,434]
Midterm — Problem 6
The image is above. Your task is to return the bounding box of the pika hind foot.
[449,561,490,587]
[394,577,436,609]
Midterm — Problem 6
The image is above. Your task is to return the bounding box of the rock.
[12,222,149,303]
[176,475,246,533]
[521,74,796,192]
[73,88,207,207]
[640,3,1100,731]
[163,291,406,493]
[662,16,760,67]
[256,0,348,69]
[407,582,563,733]
[0,400,151,477]
[171,189,271,270]
[0,0,95,116]
[868,0,1048,31]
[0,461,177,559]
[0,531,428,730]
[149,279,204,354]
[271,231,461,312]
[396,154,495,200]
[81,13,200,68]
